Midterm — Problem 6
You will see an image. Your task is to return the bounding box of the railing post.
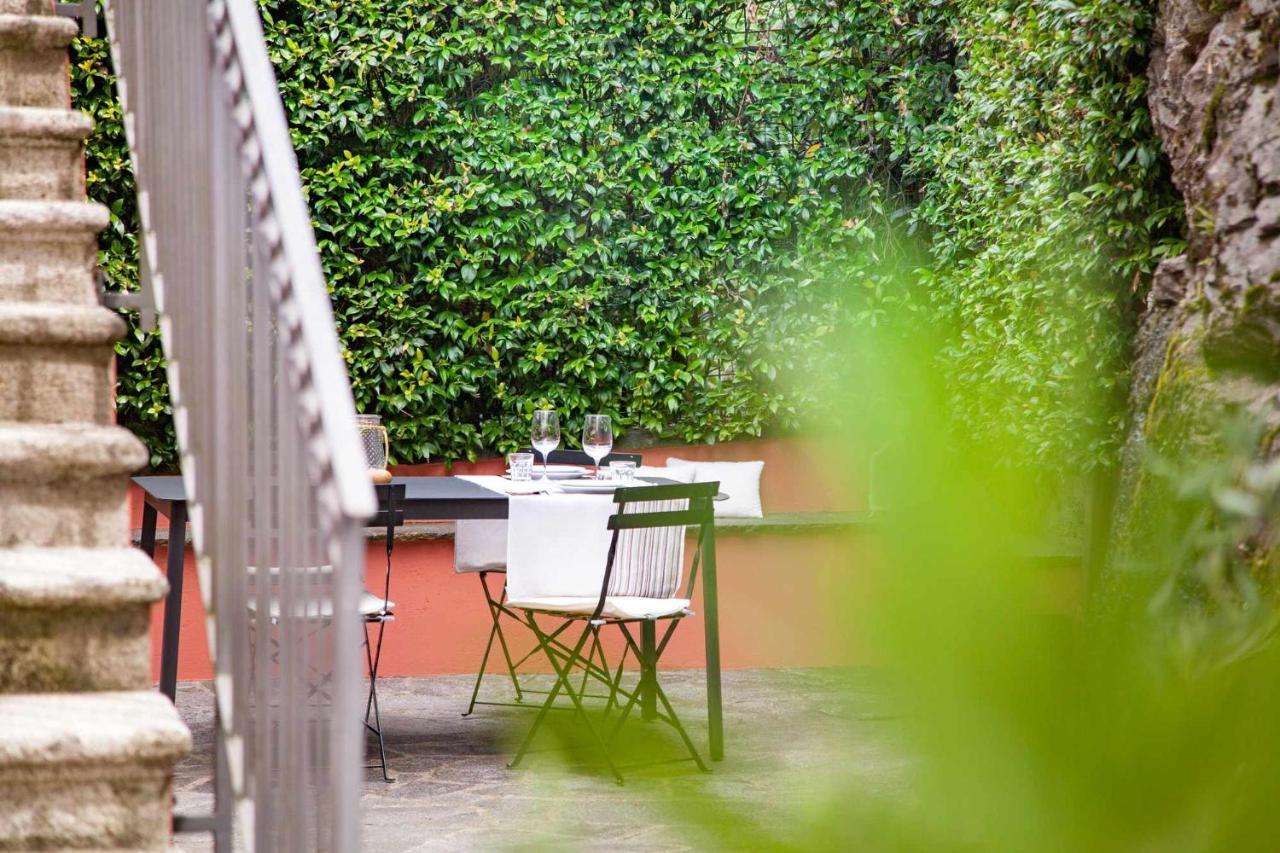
[104,1,376,848]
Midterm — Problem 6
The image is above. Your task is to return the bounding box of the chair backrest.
[522,448,643,468]
[593,481,718,620]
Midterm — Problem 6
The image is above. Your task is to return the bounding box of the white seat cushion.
[359,591,394,616]
[246,590,392,620]
[506,595,690,621]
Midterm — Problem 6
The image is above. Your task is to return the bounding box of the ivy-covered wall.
[914,0,1184,468]
[73,1,1181,470]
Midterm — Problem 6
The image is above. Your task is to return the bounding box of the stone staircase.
[0,2,189,849]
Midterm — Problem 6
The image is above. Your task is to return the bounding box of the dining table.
[133,474,726,762]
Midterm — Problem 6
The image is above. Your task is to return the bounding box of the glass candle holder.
[357,414,391,483]
[609,460,637,483]
[508,452,535,482]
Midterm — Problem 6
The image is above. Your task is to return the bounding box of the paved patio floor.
[172,668,906,851]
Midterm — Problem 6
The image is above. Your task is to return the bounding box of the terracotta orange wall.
[131,437,878,681]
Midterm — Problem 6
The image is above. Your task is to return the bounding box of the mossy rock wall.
[1111,0,1280,562]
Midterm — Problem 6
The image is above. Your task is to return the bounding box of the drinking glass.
[531,410,560,480]
[582,414,613,480]
[609,460,636,483]
[508,452,534,482]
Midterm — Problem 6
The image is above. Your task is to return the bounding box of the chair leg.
[363,621,393,782]
[510,615,625,785]
[490,584,523,699]
[507,618,585,770]
[616,623,707,771]
[640,620,658,721]
[606,641,630,714]
[577,626,603,705]
[463,614,501,717]
[652,678,709,771]
[607,671,642,745]
[465,573,525,716]
[505,614,617,696]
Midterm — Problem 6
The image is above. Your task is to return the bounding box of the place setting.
[495,410,643,494]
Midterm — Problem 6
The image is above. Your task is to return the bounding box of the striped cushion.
[606,499,687,599]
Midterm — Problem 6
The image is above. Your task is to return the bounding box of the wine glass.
[530,410,560,481]
[581,414,613,480]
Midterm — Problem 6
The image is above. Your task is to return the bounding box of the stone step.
[0,105,91,199]
[0,547,166,692]
[0,303,125,424]
[0,423,147,548]
[0,1,53,15]
[0,199,107,304]
[0,14,76,109]
[0,691,190,850]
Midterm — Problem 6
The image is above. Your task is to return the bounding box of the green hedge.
[74,1,952,466]
[71,35,175,464]
[263,0,954,463]
[72,1,1181,470]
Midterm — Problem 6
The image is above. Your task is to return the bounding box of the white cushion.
[636,464,696,483]
[454,519,508,573]
[666,457,764,518]
[246,590,392,620]
[359,591,394,616]
[506,595,691,621]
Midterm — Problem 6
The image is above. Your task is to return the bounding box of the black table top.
[133,474,699,522]
[132,475,189,502]
[133,474,683,502]
[392,475,504,502]
[134,474,511,519]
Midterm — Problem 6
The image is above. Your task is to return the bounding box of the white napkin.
[503,493,617,602]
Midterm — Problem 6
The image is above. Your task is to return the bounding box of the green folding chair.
[458,450,643,717]
[505,480,719,783]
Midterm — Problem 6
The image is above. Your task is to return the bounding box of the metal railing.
[104,2,376,849]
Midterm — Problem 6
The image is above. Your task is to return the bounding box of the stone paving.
[172,668,906,851]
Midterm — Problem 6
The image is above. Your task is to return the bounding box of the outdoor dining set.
[134,410,738,785]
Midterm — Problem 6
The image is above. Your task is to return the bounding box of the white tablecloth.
[504,492,616,601]
[452,476,554,573]
[456,475,616,601]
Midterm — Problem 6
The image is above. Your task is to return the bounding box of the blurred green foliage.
[600,308,1280,852]
[1138,413,1280,670]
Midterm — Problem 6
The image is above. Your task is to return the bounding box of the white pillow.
[666,458,764,518]
[636,464,696,483]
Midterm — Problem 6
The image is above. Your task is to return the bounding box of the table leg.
[159,500,187,704]
[640,620,657,722]
[140,503,157,558]
[702,525,723,761]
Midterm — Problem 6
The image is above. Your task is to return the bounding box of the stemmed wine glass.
[530,410,560,481]
[582,414,613,480]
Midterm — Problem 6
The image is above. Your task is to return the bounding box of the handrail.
[215,0,373,523]
[104,2,374,850]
